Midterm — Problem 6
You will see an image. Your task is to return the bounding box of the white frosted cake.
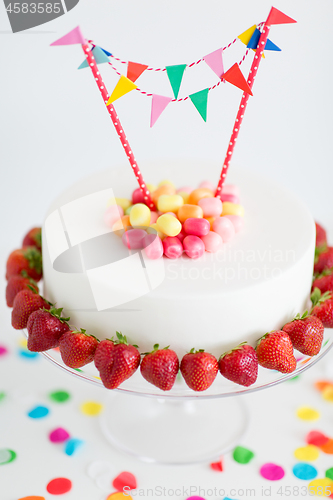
[42,160,315,358]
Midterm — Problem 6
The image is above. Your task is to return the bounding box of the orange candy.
[178,204,204,223]
[112,215,131,235]
[188,188,214,205]
[205,216,216,230]
[151,185,176,205]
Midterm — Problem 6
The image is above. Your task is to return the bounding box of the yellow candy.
[308,478,333,497]
[112,215,131,236]
[146,183,157,193]
[222,202,245,217]
[107,197,132,211]
[178,191,190,204]
[178,204,204,223]
[130,203,151,228]
[152,185,176,205]
[156,214,182,237]
[158,179,175,189]
[157,194,184,213]
[147,223,166,240]
[188,188,214,205]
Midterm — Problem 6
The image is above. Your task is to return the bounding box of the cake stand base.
[100,392,249,465]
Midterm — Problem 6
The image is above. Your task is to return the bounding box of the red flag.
[223,64,253,96]
[127,62,148,83]
[266,7,296,25]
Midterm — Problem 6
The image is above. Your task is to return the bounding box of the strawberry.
[6,271,39,307]
[180,349,218,392]
[315,222,327,250]
[27,307,70,352]
[94,332,140,389]
[314,247,333,275]
[12,289,50,330]
[218,342,258,387]
[282,311,324,356]
[256,330,297,373]
[311,288,333,328]
[22,227,42,250]
[312,269,333,294]
[6,247,42,282]
[59,329,99,368]
[140,344,179,391]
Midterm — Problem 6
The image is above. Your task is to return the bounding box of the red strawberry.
[315,222,327,249]
[12,289,50,330]
[282,312,324,356]
[312,269,333,294]
[6,271,39,307]
[180,349,218,392]
[256,330,297,373]
[314,247,333,275]
[140,344,179,391]
[219,342,258,387]
[27,307,70,352]
[59,329,99,368]
[94,332,140,389]
[311,288,333,328]
[22,227,42,250]
[6,247,42,281]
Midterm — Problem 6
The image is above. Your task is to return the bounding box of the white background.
[1,0,333,499]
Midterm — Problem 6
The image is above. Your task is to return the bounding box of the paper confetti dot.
[49,390,70,403]
[27,406,49,419]
[260,463,285,481]
[210,459,223,471]
[113,471,137,491]
[18,497,46,500]
[185,497,206,500]
[46,477,72,495]
[233,446,254,464]
[293,463,318,480]
[87,460,114,479]
[294,445,320,461]
[323,386,333,402]
[308,478,333,496]
[49,428,70,444]
[296,406,320,421]
[80,401,103,416]
[106,494,133,500]
[0,449,16,465]
[315,380,333,392]
[307,431,330,447]
[18,349,39,360]
[326,468,333,480]
[320,439,333,455]
[0,345,8,356]
[64,438,84,456]
[0,392,6,402]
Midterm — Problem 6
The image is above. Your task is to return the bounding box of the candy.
[156,214,182,237]
[130,204,151,228]
[122,229,147,249]
[223,215,244,233]
[213,217,235,242]
[104,205,124,228]
[107,197,132,211]
[188,188,214,205]
[201,231,222,253]
[143,234,163,259]
[152,185,175,205]
[177,191,190,204]
[183,235,205,259]
[222,184,240,197]
[147,223,165,240]
[183,218,210,237]
[177,186,193,194]
[220,193,240,204]
[150,211,159,224]
[112,215,131,235]
[176,229,186,243]
[125,205,134,216]
[132,188,146,205]
[205,216,216,230]
[158,194,184,213]
[163,237,183,259]
[158,180,175,189]
[146,183,157,193]
[199,180,215,191]
[177,204,203,223]
[222,202,244,217]
[198,197,222,217]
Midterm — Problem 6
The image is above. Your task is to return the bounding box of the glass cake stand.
[25,329,333,465]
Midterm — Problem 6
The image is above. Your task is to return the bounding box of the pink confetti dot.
[0,345,8,356]
[260,463,285,481]
[49,428,70,443]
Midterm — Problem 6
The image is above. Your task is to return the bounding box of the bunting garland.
[107,75,137,104]
[203,48,224,79]
[189,89,209,122]
[78,46,110,69]
[150,95,173,127]
[165,64,187,99]
[127,62,148,82]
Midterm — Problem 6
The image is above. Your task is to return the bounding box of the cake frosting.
[42,160,315,358]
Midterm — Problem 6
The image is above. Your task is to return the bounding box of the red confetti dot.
[113,471,137,491]
[46,477,72,495]
[306,430,330,447]
[210,459,223,472]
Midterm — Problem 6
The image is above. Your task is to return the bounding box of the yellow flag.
[238,25,257,45]
[107,75,137,104]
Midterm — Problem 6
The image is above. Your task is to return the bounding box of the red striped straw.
[82,42,154,209]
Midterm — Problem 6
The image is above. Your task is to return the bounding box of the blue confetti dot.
[64,438,84,456]
[293,463,318,480]
[27,405,50,419]
[18,349,39,360]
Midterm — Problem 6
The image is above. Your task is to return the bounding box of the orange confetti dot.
[106,493,133,500]
[315,380,333,392]
[323,386,333,402]
[18,497,45,500]
[321,439,333,455]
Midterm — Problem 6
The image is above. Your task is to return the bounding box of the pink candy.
[222,184,240,197]
[176,229,186,243]
[132,187,146,205]
[183,218,210,237]
[163,237,183,259]
[198,197,222,217]
[104,205,124,227]
[150,211,159,224]
[122,229,146,249]
[183,235,205,259]
[201,231,222,253]
[212,217,235,242]
[223,215,244,233]
[220,193,240,204]
[143,233,163,259]
[199,180,215,191]
[176,186,192,194]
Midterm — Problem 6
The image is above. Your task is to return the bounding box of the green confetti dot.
[49,390,70,403]
[326,467,333,480]
[233,445,255,464]
[73,368,83,373]
[0,392,6,402]
[0,449,16,465]
[288,375,300,382]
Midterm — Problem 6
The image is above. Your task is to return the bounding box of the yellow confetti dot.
[294,445,320,462]
[106,494,133,500]
[322,385,333,402]
[308,477,333,497]
[18,338,28,348]
[296,406,321,421]
[80,401,104,416]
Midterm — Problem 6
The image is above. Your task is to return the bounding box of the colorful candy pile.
[104,180,244,259]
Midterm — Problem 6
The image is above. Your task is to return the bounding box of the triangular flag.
[265,39,281,51]
[238,25,257,45]
[51,26,85,46]
[165,64,187,99]
[107,76,137,104]
[266,7,296,25]
[127,62,148,83]
[150,95,173,127]
[189,89,209,122]
[203,48,224,79]
[223,63,253,96]
[78,46,111,69]
[247,28,281,51]
[100,47,112,57]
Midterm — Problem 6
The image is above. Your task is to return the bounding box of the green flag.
[189,88,209,121]
[165,64,187,99]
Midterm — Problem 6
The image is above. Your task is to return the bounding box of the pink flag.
[203,48,224,79]
[150,95,173,127]
[51,26,86,46]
